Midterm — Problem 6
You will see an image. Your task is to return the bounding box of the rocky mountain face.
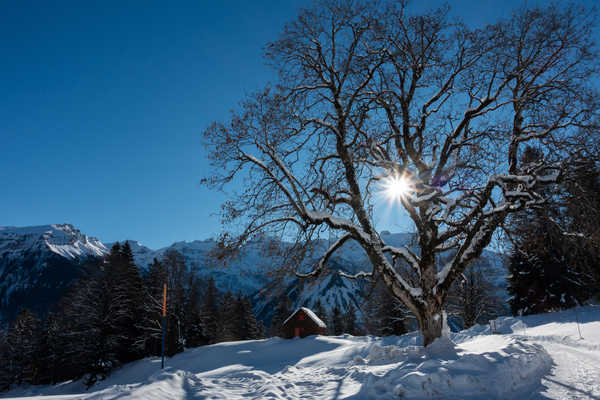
[0,224,107,323]
[0,225,507,328]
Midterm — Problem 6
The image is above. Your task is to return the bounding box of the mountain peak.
[0,223,108,260]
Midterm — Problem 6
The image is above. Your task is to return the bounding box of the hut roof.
[283,307,327,328]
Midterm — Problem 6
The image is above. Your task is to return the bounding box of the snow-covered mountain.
[0,224,108,323]
[109,238,276,295]
[0,224,107,260]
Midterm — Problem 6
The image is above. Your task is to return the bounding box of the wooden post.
[161,283,167,369]
[575,307,583,340]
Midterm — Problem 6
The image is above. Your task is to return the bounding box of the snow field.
[2,306,599,400]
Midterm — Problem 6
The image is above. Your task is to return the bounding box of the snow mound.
[356,337,552,400]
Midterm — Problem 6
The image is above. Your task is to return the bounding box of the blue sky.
[1,1,595,249]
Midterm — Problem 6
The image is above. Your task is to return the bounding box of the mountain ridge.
[0,224,507,327]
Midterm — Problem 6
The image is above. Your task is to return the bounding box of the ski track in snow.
[524,337,600,400]
[2,307,600,400]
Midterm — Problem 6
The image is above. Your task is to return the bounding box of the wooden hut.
[281,307,327,338]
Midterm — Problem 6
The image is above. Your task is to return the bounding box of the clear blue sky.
[1,0,595,249]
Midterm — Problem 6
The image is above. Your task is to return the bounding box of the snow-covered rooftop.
[284,307,327,328]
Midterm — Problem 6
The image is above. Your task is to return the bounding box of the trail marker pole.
[574,307,583,340]
[161,283,167,369]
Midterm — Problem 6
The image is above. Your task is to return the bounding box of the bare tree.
[203,1,599,345]
[447,259,504,329]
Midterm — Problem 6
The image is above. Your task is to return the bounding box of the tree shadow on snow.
[530,375,600,400]
[169,335,339,375]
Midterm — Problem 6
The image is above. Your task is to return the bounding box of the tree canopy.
[203,0,599,345]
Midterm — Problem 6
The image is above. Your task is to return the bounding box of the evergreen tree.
[183,272,207,348]
[312,299,327,324]
[36,310,64,385]
[219,292,240,342]
[162,250,187,356]
[507,219,585,315]
[201,277,220,344]
[311,300,329,335]
[269,295,291,337]
[140,258,167,356]
[59,270,112,385]
[506,148,599,314]
[238,296,260,340]
[0,329,10,391]
[5,309,41,385]
[332,306,344,335]
[121,241,145,360]
[104,242,145,363]
[257,320,267,339]
[563,162,600,298]
[343,304,357,335]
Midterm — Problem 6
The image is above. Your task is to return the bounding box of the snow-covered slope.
[0,224,108,323]
[252,269,367,326]
[116,238,278,295]
[0,224,107,260]
[4,306,598,399]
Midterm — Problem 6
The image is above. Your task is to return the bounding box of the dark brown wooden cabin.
[281,307,327,338]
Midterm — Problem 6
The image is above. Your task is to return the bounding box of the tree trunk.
[416,303,444,347]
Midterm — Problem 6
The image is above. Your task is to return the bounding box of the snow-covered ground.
[3,306,599,400]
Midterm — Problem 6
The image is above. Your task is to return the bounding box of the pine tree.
[0,329,10,391]
[507,220,585,315]
[310,299,329,335]
[104,241,145,363]
[312,299,327,324]
[219,292,240,342]
[183,272,207,348]
[238,296,260,340]
[506,148,596,314]
[162,250,187,356]
[343,304,357,335]
[5,309,41,385]
[201,277,220,344]
[36,310,64,385]
[269,295,291,337]
[563,162,600,298]
[60,270,112,385]
[103,242,127,362]
[121,241,145,360]
[257,320,267,339]
[140,258,167,356]
[332,306,344,335]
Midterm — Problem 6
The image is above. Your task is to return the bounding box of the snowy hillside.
[0,224,107,260]
[3,306,598,399]
[252,267,367,325]
[0,225,107,323]
[121,238,274,295]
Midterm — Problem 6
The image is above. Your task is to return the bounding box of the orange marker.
[162,283,167,317]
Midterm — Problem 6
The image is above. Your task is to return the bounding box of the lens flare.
[383,174,411,200]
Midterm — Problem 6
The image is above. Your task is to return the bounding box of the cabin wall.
[281,311,326,338]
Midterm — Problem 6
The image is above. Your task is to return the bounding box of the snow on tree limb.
[295,232,353,278]
[203,0,599,346]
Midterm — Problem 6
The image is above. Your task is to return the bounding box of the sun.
[383,174,411,200]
